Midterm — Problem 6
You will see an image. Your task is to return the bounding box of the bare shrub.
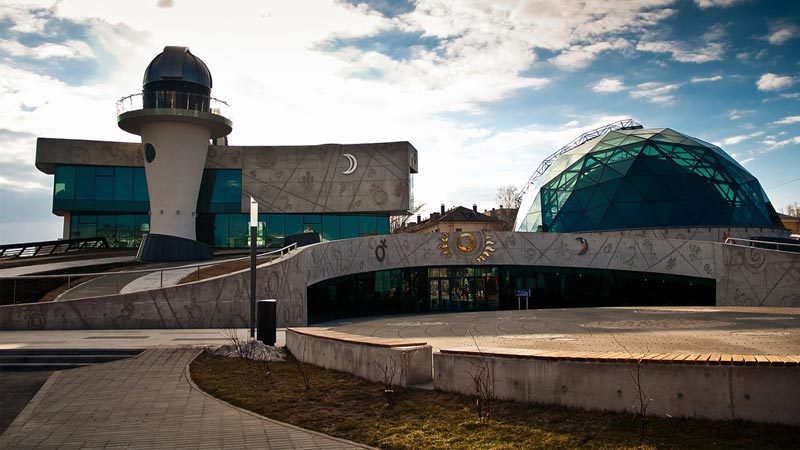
[290,341,312,391]
[220,327,253,360]
[467,330,494,421]
[377,354,406,406]
[610,333,652,443]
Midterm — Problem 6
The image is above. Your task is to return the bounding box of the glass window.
[225,171,241,204]
[359,215,377,236]
[54,166,75,200]
[285,215,303,236]
[304,214,321,224]
[322,215,340,241]
[114,167,133,201]
[75,166,95,200]
[97,215,117,243]
[265,214,285,247]
[94,172,113,201]
[341,216,358,239]
[376,216,389,235]
[133,169,149,202]
[213,214,229,247]
[228,214,249,247]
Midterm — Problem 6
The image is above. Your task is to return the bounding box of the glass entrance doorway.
[428,267,499,312]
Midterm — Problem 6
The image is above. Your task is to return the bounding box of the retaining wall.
[286,328,432,387]
[434,347,800,425]
[1,232,798,330]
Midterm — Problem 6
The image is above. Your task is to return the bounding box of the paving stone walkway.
[0,349,370,449]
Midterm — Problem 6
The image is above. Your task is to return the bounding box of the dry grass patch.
[191,352,800,450]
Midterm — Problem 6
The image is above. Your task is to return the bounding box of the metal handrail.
[116,91,232,120]
[0,243,297,305]
[0,243,296,281]
[515,119,643,203]
[723,237,800,251]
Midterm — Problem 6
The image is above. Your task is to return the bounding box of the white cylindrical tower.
[117,46,232,261]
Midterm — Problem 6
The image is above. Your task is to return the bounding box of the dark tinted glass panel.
[54,166,75,200]
[213,214,229,247]
[359,215,377,236]
[75,167,94,199]
[114,167,133,201]
[307,265,714,324]
[228,214,249,247]
[133,169,148,202]
[94,173,113,201]
[341,216,358,239]
[322,215,340,241]
[285,215,303,236]
[376,216,389,235]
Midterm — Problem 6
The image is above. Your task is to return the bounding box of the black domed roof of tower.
[143,46,212,90]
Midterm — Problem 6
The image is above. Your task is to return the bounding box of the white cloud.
[780,93,800,100]
[637,25,726,63]
[772,115,800,125]
[636,39,723,63]
[0,39,94,59]
[629,82,681,104]
[0,176,49,192]
[550,39,629,70]
[714,131,764,146]
[767,22,799,45]
[761,136,800,151]
[690,75,722,83]
[694,0,744,8]
[728,109,753,120]
[757,73,795,91]
[592,78,626,93]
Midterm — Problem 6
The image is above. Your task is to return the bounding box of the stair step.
[0,349,142,371]
[0,348,143,356]
[0,362,92,371]
[0,355,132,364]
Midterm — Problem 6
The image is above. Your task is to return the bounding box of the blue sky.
[0,0,798,243]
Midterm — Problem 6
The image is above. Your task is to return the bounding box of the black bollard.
[256,299,277,346]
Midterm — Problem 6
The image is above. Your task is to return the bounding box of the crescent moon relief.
[342,153,358,175]
[576,237,588,255]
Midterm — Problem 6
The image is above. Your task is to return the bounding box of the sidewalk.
[0,348,371,449]
[0,328,286,350]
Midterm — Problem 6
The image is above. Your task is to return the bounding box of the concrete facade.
[286,328,432,387]
[139,121,210,240]
[1,231,798,331]
[35,138,417,223]
[433,349,800,425]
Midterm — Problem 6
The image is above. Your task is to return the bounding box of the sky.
[0,0,798,244]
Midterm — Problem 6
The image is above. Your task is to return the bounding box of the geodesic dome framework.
[515,127,782,233]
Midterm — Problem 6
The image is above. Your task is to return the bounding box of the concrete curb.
[185,350,377,450]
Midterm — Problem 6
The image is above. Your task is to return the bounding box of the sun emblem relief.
[437,232,496,262]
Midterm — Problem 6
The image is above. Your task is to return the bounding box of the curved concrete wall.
[1,232,798,330]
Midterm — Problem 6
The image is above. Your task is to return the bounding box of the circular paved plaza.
[319,307,800,355]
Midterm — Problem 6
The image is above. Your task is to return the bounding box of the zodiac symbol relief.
[113,299,135,329]
[375,239,387,262]
[184,299,204,328]
[24,306,46,330]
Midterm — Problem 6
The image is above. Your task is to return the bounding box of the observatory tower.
[117,46,232,261]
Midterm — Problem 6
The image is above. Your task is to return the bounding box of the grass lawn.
[190,352,800,449]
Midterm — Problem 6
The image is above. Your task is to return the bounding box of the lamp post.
[249,196,258,338]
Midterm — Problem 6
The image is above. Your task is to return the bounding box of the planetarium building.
[515,123,783,233]
[3,48,796,333]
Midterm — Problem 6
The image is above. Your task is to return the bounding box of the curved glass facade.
[307,265,714,324]
[516,128,782,232]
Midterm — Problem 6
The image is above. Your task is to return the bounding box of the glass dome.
[515,127,782,232]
